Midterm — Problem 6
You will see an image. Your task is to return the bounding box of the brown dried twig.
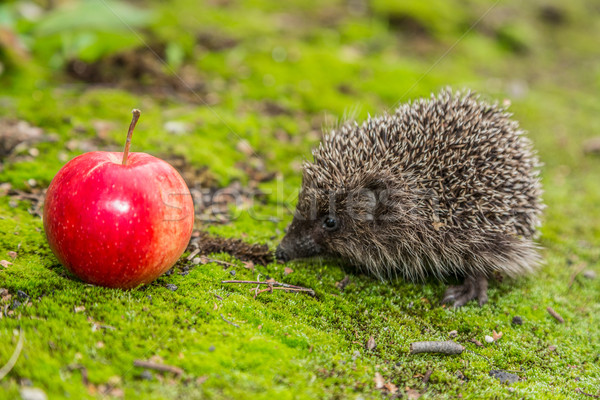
[547,307,565,324]
[220,313,239,328]
[576,388,600,398]
[409,341,465,355]
[133,360,183,376]
[222,280,315,297]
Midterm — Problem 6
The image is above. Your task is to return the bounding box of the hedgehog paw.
[442,275,488,307]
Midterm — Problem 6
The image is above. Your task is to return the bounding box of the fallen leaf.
[366,336,376,351]
[74,306,86,313]
[374,372,385,389]
[406,388,421,399]
[242,261,255,271]
[0,260,12,268]
[284,267,293,275]
[384,382,398,394]
[492,330,503,341]
[7,251,17,260]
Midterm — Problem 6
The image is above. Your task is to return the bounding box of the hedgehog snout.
[276,229,323,262]
[275,245,290,262]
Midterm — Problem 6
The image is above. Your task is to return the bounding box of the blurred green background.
[1,0,599,399]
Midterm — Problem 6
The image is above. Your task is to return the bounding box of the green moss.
[1,0,600,398]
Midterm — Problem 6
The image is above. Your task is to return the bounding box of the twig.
[410,341,465,355]
[186,249,200,261]
[66,364,89,385]
[220,313,239,328]
[576,388,600,398]
[568,263,588,290]
[465,349,492,365]
[0,328,24,380]
[547,307,565,324]
[222,280,315,296]
[204,258,237,268]
[133,360,183,376]
[422,369,433,384]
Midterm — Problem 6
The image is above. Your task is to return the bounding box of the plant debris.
[489,369,520,385]
[220,313,239,328]
[0,118,57,160]
[133,360,183,376]
[335,275,350,290]
[66,44,207,104]
[2,184,47,218]
[575,388,600,398]
[409,341,465,355]
[366,336,376,351]
[188,231,273,266]
[547,306,565,323]
[222,279,315,297]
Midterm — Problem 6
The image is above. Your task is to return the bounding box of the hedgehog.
[275,89,543,307]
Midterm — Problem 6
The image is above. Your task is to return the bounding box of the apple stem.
[122,109,141,165]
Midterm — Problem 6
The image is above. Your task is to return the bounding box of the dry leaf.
[366,336,376,351]
[384,382,398,394]
[492,330,503,341]
[284,267,293,275]
[406,388,422,399]
[0,260,12,268]
[374,372,385,389]
[243,261,255,271]
[74,306,86,313]
[7,251,17,260]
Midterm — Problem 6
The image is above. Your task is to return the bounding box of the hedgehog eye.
[322,215,339,231]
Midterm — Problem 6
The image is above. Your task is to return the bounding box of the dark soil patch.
[0,119,57,160]
[66,43,207,103]
[187,230,273,266]
[196,31,238,52]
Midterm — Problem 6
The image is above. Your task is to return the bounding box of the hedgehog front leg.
[442,274,488,307]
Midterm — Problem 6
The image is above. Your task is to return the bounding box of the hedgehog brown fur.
[275,89,544,307]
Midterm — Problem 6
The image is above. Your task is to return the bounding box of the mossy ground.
[1,0,599,398]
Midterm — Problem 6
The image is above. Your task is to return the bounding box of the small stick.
[222,280,315,296]
[186,249,200,261]
[568,263,588,290]
[122,109,141,165]
[0,328,23,380]
[66,364,89,385]
[547,307,565,324]
[576,388,600,398]
[220,313,239,328]
[133,360,183,376]
[409,341,465,355]
[423,369,433,384]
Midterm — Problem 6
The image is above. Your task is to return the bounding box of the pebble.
[17,290,29,300]
[140,370,153,381]
[448,330,458,338]
[229,270,236,277]
[209,345,215,352]
[165,284,178,291]
[583,270,596,279]
[512,316,523,325]
[484,335,494,343]
[20,388,47,400]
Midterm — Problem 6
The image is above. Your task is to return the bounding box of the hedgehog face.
[275,176,407,265]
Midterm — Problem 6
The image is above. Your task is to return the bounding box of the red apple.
[43,110,194,288]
